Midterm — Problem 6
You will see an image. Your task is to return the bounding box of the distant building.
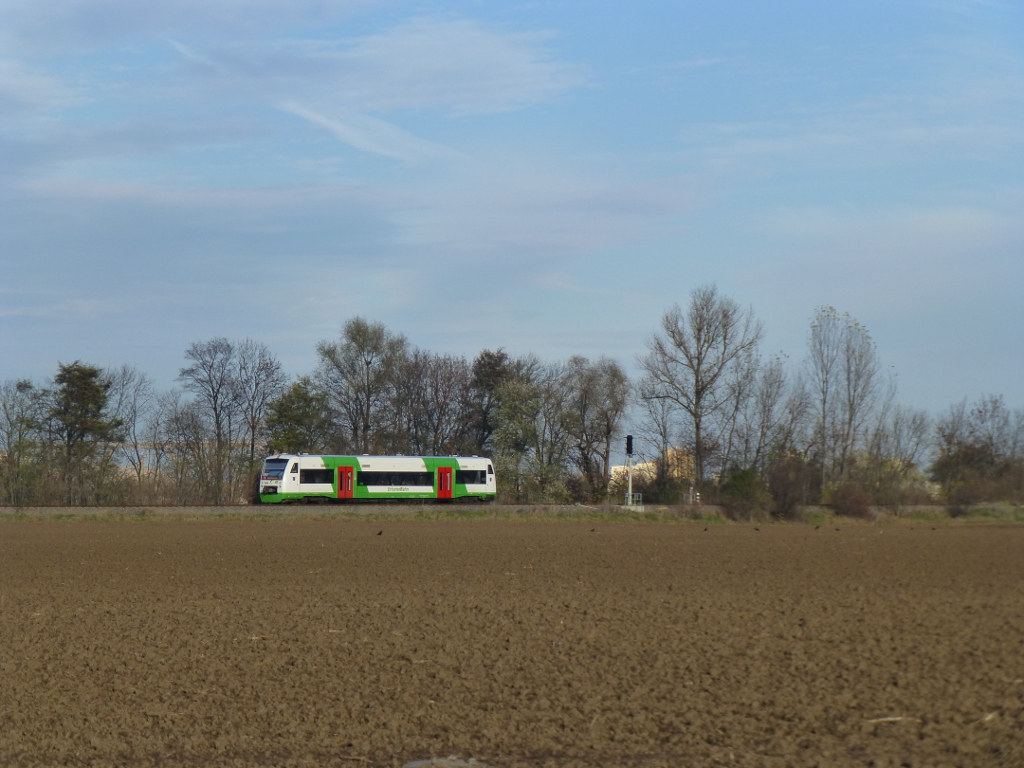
[611,447,694,486]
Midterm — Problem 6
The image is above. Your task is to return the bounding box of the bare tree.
[160,392,216,504]
[750,355,792,467]
[805,306,843,485]
[634,376,689,500]
[862,402,931,505]
[106,365,155,489]
[640,285,764,485]
[725,354,794,473]
[390,350,474,455]
[1011,407,1024,463]
[805,307,882,486]
[316,317,408,453]
[776,371,814,459]
[968,394,1016,457]
[418,353,473,455]
[0,379,47,505]
[928,394,1024,503]
[836,317,881,478]
[533,363,570,467]
[234,339,287,463]
[712,345,759,476]
[563,356,630,496]
[179,338,241,504]
[146,389,189,503]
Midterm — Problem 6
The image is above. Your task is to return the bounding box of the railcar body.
[259,454,496,503]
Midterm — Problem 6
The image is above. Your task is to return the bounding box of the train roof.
[265,453,491,460]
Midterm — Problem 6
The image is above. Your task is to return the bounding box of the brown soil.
[1,520,1022,768]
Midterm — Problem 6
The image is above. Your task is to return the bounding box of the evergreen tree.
[49,362,122,503]
[266,377,332,455]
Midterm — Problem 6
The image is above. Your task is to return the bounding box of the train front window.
[262,459,288,480]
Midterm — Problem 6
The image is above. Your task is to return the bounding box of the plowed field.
[1,520,1022,768]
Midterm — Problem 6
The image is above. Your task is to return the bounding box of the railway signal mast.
[625,434,634,506]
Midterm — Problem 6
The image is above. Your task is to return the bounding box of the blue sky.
[2,0,1022,412]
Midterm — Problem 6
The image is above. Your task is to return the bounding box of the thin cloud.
[280,102,462,162]
[0,0,378,53]
[929,0,1017,19]
[394,156,698,256]
[0,59,68,123]
[675,88,1023,172]
[667,3,1024,173]
[167,39,222,71]
[172,18,585,116]
[0,296,116,320]
[763,204,1019,250]
[647,57,732,77]
[3,13,585,188]
[328,17,585,114]
[748,201,1024,316]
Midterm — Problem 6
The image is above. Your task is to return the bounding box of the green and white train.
[259,453,496,504]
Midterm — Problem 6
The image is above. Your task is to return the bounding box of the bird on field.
[377,530,382,536]
[754,527,760,532]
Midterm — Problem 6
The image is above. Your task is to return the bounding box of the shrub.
[767,453,819,518]
[831,482,873,519]
[720,468,770,521]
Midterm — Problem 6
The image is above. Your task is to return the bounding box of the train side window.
[357,471,433,487]
[290,463,299,473]
[300,469,333,484]
[487,464,493,475]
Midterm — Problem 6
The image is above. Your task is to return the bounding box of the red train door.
[337,466,354,499]
[437,466,453,500]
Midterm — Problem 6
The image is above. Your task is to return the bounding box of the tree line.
[2,287,1021,512]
